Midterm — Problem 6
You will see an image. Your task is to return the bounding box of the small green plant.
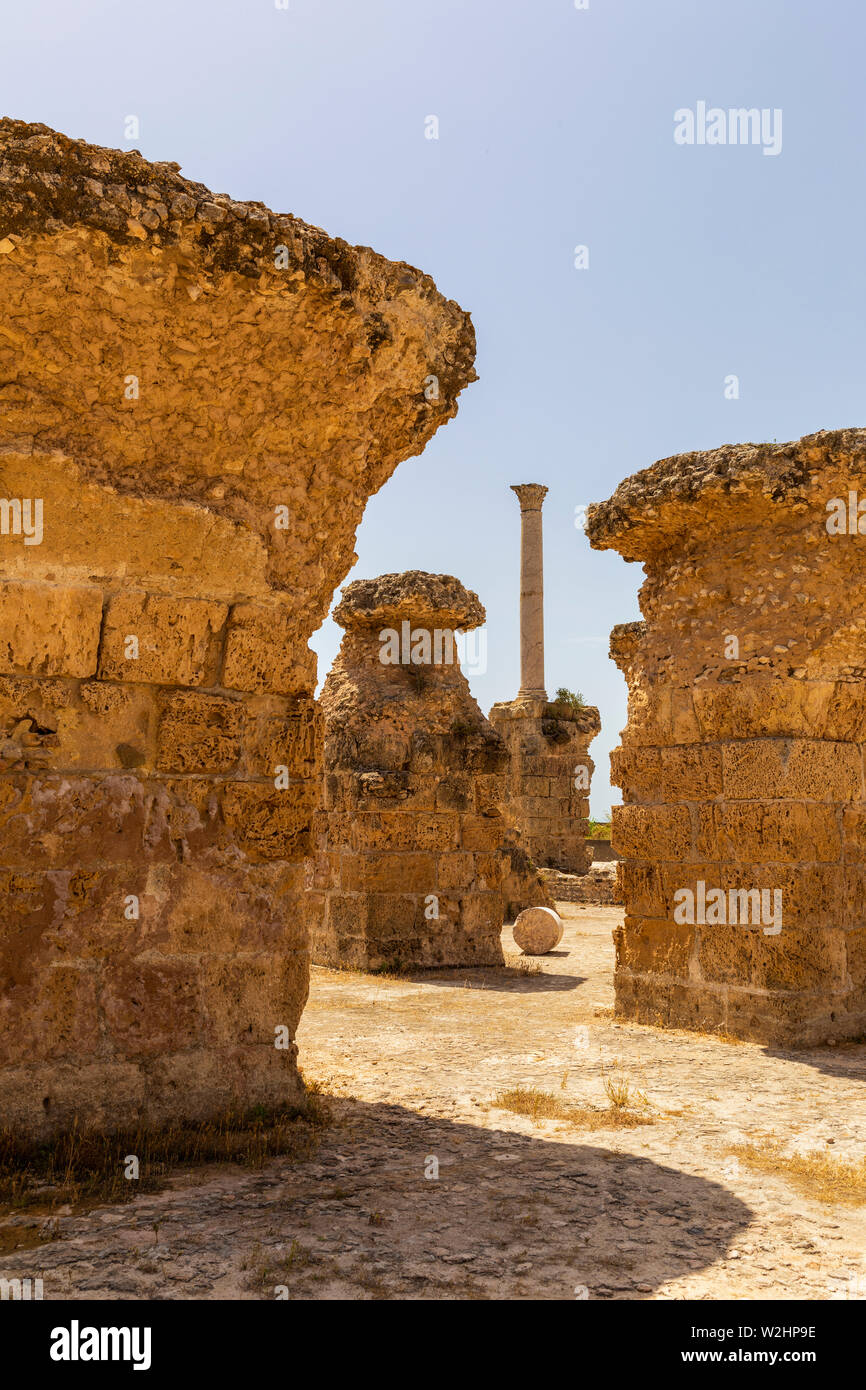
[554,686,585,709]
[586,818,612,841]
[370,958,407,978]
[406,666,428,695]
[449,719,475,737]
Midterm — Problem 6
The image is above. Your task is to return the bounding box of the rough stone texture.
[308,572,532,970]
[512,905,563,954]
[0,122,476,1137]
[4,906,865,1302]
[488,698,601,873]
[540,862,617,905]
[587,427,866,1046]
[499,836,555,920]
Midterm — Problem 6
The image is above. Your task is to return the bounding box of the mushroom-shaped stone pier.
[0,121,476,1136]
[308,571,521,970]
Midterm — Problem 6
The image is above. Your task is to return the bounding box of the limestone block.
[221,781,318,861]
[156,690,245,772]
[222,604,316,695]
[0,448,272,599]
[246,701,321,779]
[0,583,102,678]
[488,697,600,875]
[98,593,228,686]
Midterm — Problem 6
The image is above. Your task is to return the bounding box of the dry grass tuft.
[504,957,543,977]
[245,1238,313,1291]
[0,1080,330,1217]
[601,1068,648,1110]
[728,1137,866,1206]
[493,1085,653,1131]
[513,960,543,977]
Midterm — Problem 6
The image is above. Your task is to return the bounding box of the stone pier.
[0,121,476,1137]
[308,572,548,970]
[587,428,866,1046]
[490,483,600,873]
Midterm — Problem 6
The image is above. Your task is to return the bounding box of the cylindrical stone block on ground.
[513,906,563,955]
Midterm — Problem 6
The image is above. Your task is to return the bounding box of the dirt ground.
[3,902,866,1300]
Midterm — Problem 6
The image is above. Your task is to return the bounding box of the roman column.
[490,481,599,874]
[511,483,548,700]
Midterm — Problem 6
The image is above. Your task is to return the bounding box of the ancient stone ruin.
[587,428,866,1046]
[308,571,549,970]
[512,905,563,956]
[490,483,600,873]
[0,120,476,1137]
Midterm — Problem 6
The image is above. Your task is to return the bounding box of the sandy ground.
[3,902,866,1300]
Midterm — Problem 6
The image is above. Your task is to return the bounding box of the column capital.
[511,483,548,512]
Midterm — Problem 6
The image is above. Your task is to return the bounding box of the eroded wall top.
[0,119,477,633]
[586,428,866,561]
[333,570,486,632]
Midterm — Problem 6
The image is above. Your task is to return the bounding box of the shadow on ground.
[761,1042,866,1082]
[0,1094,754,1300]
[402,968,586,994]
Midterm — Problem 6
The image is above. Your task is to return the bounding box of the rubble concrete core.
[0,120,476,1137]
[587,427,866,1046]
[308,571,548,970]
[489,697,600,874]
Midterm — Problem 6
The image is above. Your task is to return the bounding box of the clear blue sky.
[5,0,864,816]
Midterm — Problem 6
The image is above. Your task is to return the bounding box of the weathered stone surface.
[0,122,476,1136]
[512,905,563,954]
[540,861,617,905]
[309,572,547,969]
[588,428,866,1045]
[499,836,555,919]
[489,697,600,873]
[0,582,102,678]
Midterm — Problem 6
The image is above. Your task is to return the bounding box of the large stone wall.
[587,428,866,1046]
[0,122,476,1136]
[308,572,545,970]
[488,698,601,874]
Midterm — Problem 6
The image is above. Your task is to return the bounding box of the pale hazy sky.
[4,0,864,815]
